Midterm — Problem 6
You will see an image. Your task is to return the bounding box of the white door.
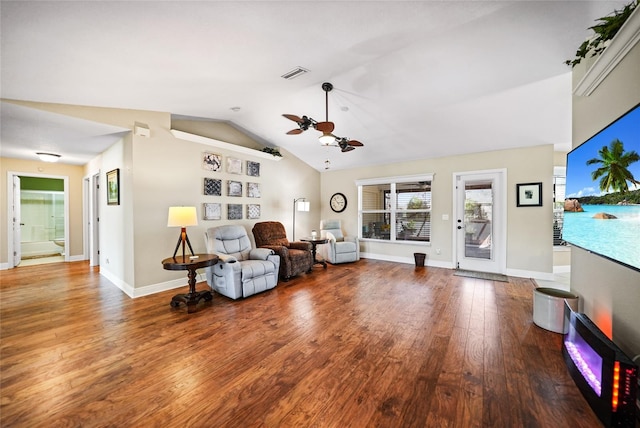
[91,173,100,266]
[454,171,506,274]
[12,175,21,266]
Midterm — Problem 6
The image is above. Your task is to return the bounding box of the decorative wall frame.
[203,152,222,171]
[516,182,542,207]
[247,160,260,177]
[227,157,242,174]
[228,204,243,220]
[203,203,221,220]
[106,168,120,205]
[247,182,261,198]
[228,180,242,197]
[247,204,261,219]
[204,178,222,196]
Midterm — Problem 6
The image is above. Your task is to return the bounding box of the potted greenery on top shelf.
[261,147,282,157]
[565,0,638,68]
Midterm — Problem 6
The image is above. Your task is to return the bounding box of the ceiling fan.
[283,82,364,152]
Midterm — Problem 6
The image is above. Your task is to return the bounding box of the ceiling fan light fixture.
[36,152,61,162]
[319,133,335,146]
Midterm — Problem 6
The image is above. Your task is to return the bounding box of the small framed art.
[516,182,542,207]
[247,182,261,198]
[204,178,222,196]
[203,203,221,220]
[247,161,260,177]
[247,204,261,219]
[227,157,242,174]
[106,168,120,205]
[228,180,242,197]
[228,204,243,220]
[203,152,222,171]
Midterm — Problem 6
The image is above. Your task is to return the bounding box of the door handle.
[457,226,462,229]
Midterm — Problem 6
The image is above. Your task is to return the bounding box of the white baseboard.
[360,252,455,269]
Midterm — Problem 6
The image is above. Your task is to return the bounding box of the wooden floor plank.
[0,259,602,427]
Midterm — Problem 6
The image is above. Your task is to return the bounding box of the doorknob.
[457,226,462,229]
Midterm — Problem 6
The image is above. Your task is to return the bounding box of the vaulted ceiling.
[0,1,627,170]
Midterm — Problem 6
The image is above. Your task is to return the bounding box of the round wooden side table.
[162,254,218,313]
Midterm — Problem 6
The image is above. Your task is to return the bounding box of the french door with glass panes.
[454,170,506,274]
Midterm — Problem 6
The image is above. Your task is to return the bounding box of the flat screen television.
[564,103,640,272]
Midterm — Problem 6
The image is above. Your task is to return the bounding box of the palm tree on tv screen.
[586,139,640,194]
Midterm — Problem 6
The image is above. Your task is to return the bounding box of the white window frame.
[356,174,433,244]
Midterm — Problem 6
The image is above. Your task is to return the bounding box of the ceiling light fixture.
[36,152,61,162]
[282,82,364,152]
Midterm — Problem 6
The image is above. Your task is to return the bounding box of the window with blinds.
[357,175,432,243]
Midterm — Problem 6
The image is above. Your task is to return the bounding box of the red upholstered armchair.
[252,221,313,281]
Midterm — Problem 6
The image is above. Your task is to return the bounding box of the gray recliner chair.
[204,225,280,299]
[318,219,360,264]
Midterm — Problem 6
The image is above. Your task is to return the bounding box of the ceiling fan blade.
[347,140,364,147]
[316,121,334,133]
[283,114,302,123]
[286,128,303,135]
[341,145,355,152]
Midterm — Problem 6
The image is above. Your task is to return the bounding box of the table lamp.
[167,206,198,259]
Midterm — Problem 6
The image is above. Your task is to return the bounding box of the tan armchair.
[252,221,313,281]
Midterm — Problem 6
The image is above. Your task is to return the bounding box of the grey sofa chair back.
[204,225,280,299]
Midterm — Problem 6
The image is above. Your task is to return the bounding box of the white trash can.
[533,287,579,334]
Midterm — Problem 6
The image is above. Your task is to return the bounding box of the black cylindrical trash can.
[414,252,426,267]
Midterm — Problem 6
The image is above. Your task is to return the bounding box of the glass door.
[455,171,505,274]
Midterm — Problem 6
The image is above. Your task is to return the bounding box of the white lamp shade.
[167,206,198,227]
[318,133,335,146]
[296,200,310,212]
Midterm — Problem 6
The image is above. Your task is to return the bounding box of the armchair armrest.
[259,244,289,258]
[325,231,337,243]
[289,241,312,251]
[211,252,237,264]
[249,248,275,260]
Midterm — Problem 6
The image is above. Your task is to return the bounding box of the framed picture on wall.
[228,204,243,220]
[106,168,120,205]
[247,182,260,198]
[203,152,222,171]
[227,157,242,174]
[204,178,222,196]
[247,161,260,177]
[203,203,221,220]
[228,180,242,197]
[516,182,542,207]
[247,204,260,219]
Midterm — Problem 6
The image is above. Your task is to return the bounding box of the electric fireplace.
[563,304,638,427]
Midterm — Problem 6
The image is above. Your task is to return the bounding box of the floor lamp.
[292,197,309,241]
[167,206,198,260]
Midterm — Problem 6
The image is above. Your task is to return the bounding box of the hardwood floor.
[1,260,600,427]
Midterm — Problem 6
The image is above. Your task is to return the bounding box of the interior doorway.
[453,170,506,274]
[83,172,100,267]
[6,171,69,268]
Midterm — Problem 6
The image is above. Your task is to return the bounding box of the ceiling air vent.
[281,67,309,80]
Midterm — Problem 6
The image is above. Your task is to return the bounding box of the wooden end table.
[301,237,328,268]
[162,254,218,313]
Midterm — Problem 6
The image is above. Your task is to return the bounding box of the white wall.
[571,36,640,357]
[321,144,554,277]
